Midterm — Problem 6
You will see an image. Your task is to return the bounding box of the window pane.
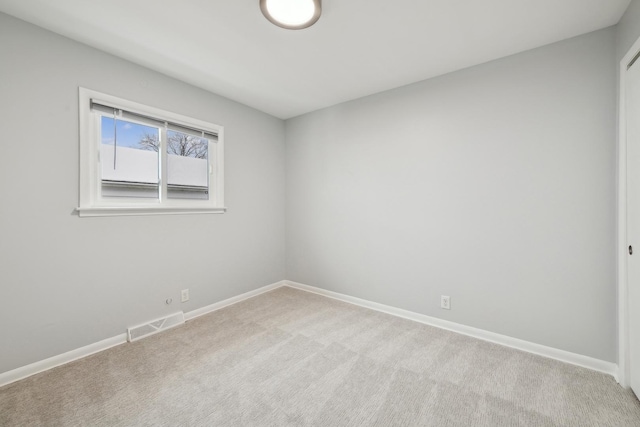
[100,116,160,199]
[166,130,209,200]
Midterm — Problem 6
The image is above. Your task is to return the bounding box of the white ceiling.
[0,0,631,119]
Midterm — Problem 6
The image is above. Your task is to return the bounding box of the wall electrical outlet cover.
[441,295,451,310]
[181,289,189,303]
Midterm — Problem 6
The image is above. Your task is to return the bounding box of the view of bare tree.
[138,131,208,159]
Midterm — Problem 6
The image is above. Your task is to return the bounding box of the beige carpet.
[1,286,639,426]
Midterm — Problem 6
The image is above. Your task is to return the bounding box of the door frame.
[618,35,640,389]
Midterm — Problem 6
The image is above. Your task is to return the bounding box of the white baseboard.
[0,334,127,388]
[184,280,285,321]
[0,279,618,389]
[0,280,286,388]
[285,280,619,380]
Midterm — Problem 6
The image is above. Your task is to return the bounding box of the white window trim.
[77,87,226,217]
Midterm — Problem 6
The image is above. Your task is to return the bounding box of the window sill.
[76,206,227,217]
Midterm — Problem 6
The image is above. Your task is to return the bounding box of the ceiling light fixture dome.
[260,0,322,30]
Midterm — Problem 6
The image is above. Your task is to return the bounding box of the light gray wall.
[0,13,286,374]
[617,0,640,61]
[285,28,617,361]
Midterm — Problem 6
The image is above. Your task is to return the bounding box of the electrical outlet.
[181,289,189,303]
[441,295,451,310]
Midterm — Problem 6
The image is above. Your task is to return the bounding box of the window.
[77,88,225,217]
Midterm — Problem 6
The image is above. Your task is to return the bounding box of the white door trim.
[618,35,640,389]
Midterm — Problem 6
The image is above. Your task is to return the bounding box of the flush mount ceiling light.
[260,0,322,30]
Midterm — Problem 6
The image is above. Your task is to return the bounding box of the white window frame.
[77,87,225,217]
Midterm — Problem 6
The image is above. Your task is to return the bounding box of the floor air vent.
[127,312,185,342]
